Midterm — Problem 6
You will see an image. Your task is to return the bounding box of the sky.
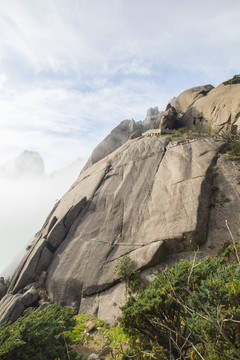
[0,0,240,274]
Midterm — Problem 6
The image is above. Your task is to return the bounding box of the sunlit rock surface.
[176,83,240,133]
[5,135,226,324]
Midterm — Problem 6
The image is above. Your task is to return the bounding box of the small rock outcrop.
[129,129,142,139]
[160,104,178,131]
[0,285,39,323]
[143,106,163,130]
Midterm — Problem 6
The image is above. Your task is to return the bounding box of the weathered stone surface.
[0,285,7,301]
[176,84,214,114]
[94,283,126,327]
[0,294,25,323]
[21,287,39,306]
[39,301,51,310]
[82,108,163,173]
[160,104,178,130]
[81,119,141,172]
[202,155,240,256]
[1,133,225,325]
[0,278,7,301]
[129,129,142,139]
[178,84,240,133]
[0,286,40,323]
[9,197,87,293]
[80,282,126,327]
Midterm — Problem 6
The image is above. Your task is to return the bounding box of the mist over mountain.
[0,152,86,276]
[0,150,45,179]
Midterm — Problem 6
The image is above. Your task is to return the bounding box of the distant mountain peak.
[0,150,45,179]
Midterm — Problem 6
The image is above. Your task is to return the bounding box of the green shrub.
[220,132,240,158]
[68,313,129,359]
[120,249,240,359]
[223,74,240,85]
[167,125,217,141]
[68,313,105,343]
[0,304,80,360]
[115,256,141,295]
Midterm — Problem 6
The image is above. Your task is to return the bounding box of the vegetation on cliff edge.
[120,244,240,359]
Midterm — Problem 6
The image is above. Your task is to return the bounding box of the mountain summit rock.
[1,80,240,325]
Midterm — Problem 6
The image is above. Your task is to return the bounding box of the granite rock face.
[3,135,227,325]
[201,154,240,256]
[0,286,39,323]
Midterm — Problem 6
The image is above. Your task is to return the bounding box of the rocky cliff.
[1,80,240,326]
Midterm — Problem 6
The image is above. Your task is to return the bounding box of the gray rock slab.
[0,293,25,323]
[202,155,240,255]
[1,135,229,325]
[176,84,214,114]
[0,283,7,301]
[21,287,39,306]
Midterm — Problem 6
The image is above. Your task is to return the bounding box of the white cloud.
[0,74,172,171]
[0,0,239,77]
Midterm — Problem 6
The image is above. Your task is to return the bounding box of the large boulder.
[21,286,39,306]
[160,104,178,130]
[0,285,39,323]
[177,83,240,133]
[176,84,214,114]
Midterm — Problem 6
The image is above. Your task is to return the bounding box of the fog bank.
[0,155,85,277]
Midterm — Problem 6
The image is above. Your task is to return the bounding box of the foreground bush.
[120,248,240,359]
[68,313,130,359]
[0,304,80,360]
